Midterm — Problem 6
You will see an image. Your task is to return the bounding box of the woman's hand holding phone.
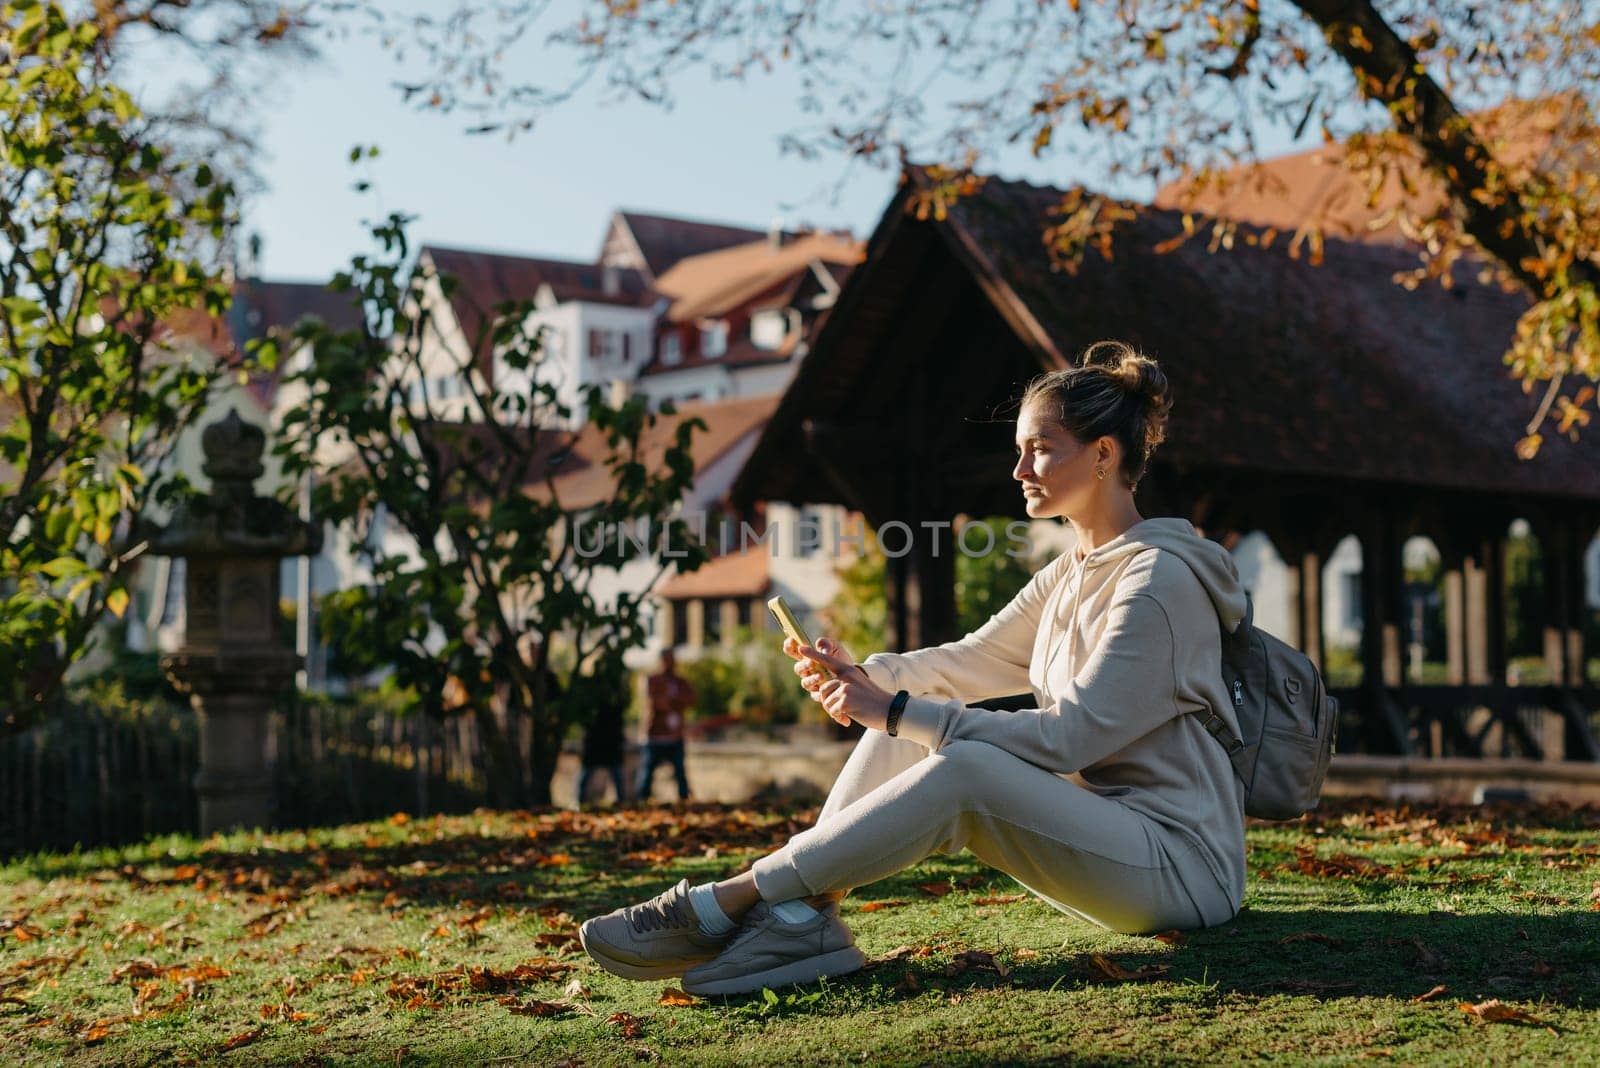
[784,636,894,731]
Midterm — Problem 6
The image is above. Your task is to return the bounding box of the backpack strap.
[1197,709,1245,755]
[1197,591,1252,757]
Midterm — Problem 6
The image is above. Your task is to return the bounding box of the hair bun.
[1080,340,1171,452]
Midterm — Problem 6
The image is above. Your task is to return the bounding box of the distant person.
[636,648,694,802]
[577,660,631,809]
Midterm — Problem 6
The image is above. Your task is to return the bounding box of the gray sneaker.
[578,877,729,979]
[681,900,866,996]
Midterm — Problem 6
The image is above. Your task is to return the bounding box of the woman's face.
[1012,402,1097,520]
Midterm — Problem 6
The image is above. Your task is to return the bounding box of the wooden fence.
[1,692,491,859]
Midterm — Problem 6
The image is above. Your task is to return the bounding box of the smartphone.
[767,595,833,680]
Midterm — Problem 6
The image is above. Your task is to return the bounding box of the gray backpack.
[1194,594,1339,820]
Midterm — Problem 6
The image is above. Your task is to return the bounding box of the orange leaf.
[607,1011,644,1039]
[1410,984,1449,1002]
[220,1026,266,1051]
[1087,954,1169,982]
[499,997,575,1017]
[1458,999,1557,1035]
[82,1020,121,1044]
[914,881,952,897]
[658,987,696,1007]
[972,894,1027,906]
[858,900,909,912]
[1153,930,1189,946]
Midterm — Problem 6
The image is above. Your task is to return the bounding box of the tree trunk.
[1288,0,1600,298]
[470,703,525,809]
[522,700,562,808]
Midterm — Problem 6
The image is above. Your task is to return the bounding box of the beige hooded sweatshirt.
[858,517,1250,907]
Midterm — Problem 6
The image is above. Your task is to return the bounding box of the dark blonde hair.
[1020,340,1172,488]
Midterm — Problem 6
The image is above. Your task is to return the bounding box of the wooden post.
[1484,531,1508,686]
[685,599,705,649]
[1464,551,1492,685]
[1443,562,1466,685]
[1298,549,1324,671]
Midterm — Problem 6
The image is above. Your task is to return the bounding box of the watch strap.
[885,690,910,736]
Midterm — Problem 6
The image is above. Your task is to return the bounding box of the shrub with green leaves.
[267,197,708,808]
[0,1,234,731]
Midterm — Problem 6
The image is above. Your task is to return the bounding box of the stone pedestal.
[145,411,320,836]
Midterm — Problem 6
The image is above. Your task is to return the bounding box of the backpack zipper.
[1233,680,1244,707]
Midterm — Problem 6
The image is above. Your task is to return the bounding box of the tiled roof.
[613,211,768,278]
[736,168,1600,506]
[655,547,771,599]
[229,279,367,407]
[956,174,1600,497]
[651,233,863,323]
[422,245,650,341]
[525,393,780,510]
[1154,94,1597,243]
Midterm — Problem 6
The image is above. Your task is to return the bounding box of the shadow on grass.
[5,802,811,919]
[973,907,1600,1009]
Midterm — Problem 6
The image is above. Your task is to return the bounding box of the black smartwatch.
[885,690,910,736]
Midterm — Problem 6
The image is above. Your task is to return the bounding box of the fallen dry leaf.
[1152,930,1189,946]
[219,1025,267,1051]
[658,987,696,1007]
[1279,932,1344,947]
[1458,999,1558,1035]
[606,1011,644,1039]
[972,895,1027,906]
[858,901,908,912]
[1013,948,1040,960]
[562,978,590,1000]
[1411,984,1450,1002]
[498,996,576,1017]
[1087,954,1169,982]
[914,881,952,898]
[1411,939,1445,972]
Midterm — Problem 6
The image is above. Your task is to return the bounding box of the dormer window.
[750,309,788,350]
[701,319,728,358]
[661,332,682,365]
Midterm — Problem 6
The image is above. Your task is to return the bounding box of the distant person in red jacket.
[636,648,694,802]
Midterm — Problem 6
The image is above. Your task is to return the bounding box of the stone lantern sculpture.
[146,410,322,835]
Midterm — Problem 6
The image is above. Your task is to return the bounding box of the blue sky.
[240,25,901,282]
[233,11,1331,284]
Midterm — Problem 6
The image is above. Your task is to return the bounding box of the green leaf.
[40,556,88,579]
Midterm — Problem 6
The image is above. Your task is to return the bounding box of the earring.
[1095,467,1105,480]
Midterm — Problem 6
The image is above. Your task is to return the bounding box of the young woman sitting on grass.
[579,340,1249,996]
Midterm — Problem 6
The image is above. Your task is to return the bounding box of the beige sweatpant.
[749,732,1238,935]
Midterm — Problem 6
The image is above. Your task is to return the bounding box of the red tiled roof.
[525,393,780,510]
[1153,94,1597,244]
[655,548,771,599]
[422,245,650,340]
[230,279,367,407]
[612,211,768,278]
[651,234,864,323]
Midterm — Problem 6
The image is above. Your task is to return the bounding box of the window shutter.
[588,329,602,358]
[622,333,632,362]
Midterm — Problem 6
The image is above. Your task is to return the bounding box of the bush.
[677,627,815,732]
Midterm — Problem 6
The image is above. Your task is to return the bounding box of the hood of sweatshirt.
[1076,517,1249,635]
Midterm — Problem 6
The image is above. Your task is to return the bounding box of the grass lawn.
[2,798,1597,1066]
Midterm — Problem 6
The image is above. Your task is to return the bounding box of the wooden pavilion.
[729,169,1600,762]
